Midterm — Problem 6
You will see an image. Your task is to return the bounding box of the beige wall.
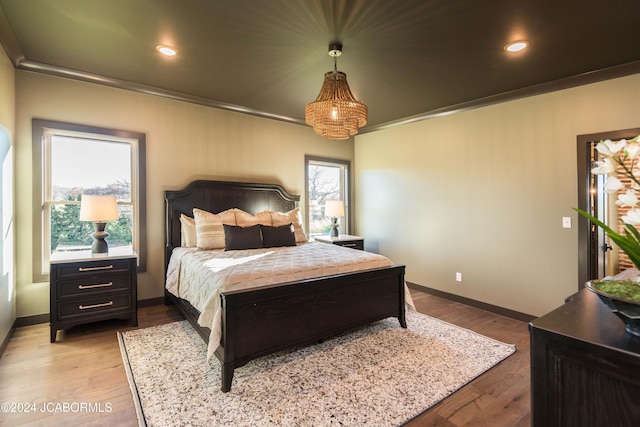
[13,67,640,320]
[15,71,353,317]
[0,47,16,343]
[355,73,640,317]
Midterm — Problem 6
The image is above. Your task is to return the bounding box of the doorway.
[577,127,640,288]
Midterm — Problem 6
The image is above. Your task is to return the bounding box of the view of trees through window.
[48,135,133,253]
[307,159,348,236]
[50,185,132,252]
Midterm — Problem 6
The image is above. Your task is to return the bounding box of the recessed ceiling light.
[504,40,528,53]
[156,45,178,56]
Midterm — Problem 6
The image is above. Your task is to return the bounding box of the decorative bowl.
[586,280,640,337]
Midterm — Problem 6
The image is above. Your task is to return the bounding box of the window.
[305,156,350,237]
[33,119,146,279]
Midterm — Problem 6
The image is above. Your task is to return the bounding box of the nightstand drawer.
[334,240,364,250]
[58,293,131,319]
[55,259,133,279]
[58,274,132,298]
[314,234,364,250]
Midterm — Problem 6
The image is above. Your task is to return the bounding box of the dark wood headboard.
[164,180,300,271]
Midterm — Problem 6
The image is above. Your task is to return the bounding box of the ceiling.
[2,0,640,134]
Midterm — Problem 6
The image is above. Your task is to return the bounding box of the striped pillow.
[193,208,237,249]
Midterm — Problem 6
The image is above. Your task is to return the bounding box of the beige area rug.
[118,310,515,427]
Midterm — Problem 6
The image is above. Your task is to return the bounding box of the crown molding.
[361,61,640,134]
[15,59,307,126]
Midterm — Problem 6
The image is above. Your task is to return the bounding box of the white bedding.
[165,241,414,359]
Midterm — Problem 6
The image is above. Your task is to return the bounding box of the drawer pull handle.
[78,282,113,290]
[79,301,114,310]
[78,265,114,272]
[342,243,357,247]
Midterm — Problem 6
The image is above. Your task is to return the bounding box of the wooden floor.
[0,289,531,426]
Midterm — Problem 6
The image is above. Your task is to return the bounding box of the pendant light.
[305,42,367,140]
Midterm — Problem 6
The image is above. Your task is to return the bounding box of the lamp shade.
[305,71,367,140]
[79,195,118,222]
[325,200,345,218]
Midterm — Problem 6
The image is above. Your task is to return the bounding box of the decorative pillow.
[235,209,272,227]
[261,223,296,248]
[179,214,197,247]
[269,208,308,244]
[223,224,263,250]
[193,208,237,249]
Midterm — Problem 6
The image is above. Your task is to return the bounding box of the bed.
[164,180,407,392]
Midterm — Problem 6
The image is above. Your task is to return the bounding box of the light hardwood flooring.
[0,289,531,426]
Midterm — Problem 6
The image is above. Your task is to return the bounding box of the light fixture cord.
[332,53,339,101]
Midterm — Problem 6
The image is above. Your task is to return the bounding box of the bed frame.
[164,180,406,392]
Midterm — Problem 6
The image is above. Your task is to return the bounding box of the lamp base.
[91,222,110,254]
[330,217,339,237]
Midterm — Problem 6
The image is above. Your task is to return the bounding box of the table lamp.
[325,200,345,237]
[79,195,119,253]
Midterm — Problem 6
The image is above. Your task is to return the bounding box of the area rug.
[118,310,515,427]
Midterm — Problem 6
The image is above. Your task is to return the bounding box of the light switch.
[562,217,571,228]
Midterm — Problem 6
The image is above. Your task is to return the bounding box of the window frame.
[577,127,640,288]
[304,155,351,237]
[32,119,146,281]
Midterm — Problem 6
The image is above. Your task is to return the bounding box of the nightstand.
[314,234,364,250]
[49,247,138,343]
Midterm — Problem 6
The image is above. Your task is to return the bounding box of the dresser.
[529,289,640,427]
[314,234,364,250]
[49,248,138,343]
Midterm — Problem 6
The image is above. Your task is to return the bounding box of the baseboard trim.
[14,313,49,327]
[407,282,536,323]
[137,297,165,308]
[0,321,16,359]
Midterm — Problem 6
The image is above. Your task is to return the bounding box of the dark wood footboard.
[165,265,407,392]
[166,264,406,392]
[216,265,406,392]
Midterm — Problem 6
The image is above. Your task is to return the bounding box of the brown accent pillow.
[261,223,296,248]
[223,224,263,250]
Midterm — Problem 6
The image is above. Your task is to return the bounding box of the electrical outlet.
[455,272,462,282]
[562,217,571,228]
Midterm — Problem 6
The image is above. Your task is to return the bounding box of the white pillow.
[179,214,197,247]
[193,208,237,249]
[269,208,308,244]
[235,209,272,227]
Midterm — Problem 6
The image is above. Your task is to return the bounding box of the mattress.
[166,241,413,358]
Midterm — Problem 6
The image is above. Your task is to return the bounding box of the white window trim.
[304,156,351,237]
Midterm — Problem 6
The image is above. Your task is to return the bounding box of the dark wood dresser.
[49,248,138,343]
[529,289,640,427]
